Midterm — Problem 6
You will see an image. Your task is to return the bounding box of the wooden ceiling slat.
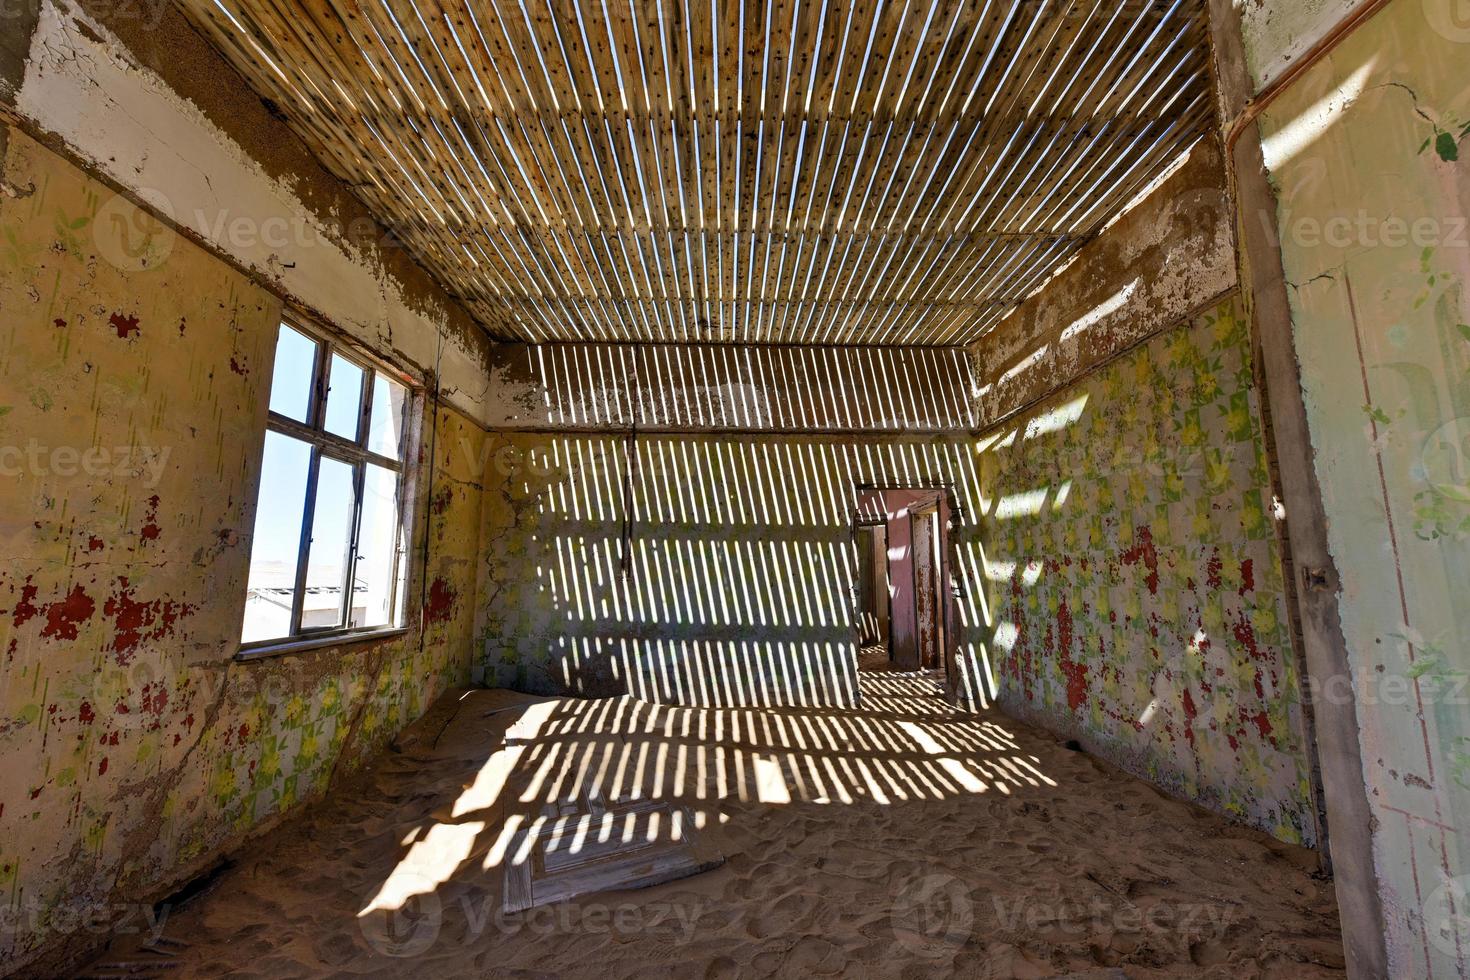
[177,0,1214,345]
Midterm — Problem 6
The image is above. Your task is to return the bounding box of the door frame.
[848,480,969,703]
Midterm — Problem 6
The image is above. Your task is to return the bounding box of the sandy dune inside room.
[86,678,1345,979]
[9,0,1469,972]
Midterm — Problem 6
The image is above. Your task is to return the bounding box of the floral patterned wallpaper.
[979,296,1319,845]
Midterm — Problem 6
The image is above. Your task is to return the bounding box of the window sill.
[235,627,410,663]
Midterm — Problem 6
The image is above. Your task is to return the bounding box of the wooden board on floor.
[503,796,723,913]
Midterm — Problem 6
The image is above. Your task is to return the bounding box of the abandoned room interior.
[0,0,1466,976]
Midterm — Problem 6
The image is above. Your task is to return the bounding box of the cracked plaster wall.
[5,0,496,427]
[0,128,486,976]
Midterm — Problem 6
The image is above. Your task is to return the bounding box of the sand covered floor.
[86,674,1346,979]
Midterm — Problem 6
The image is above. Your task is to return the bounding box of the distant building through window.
[241,319,413,646]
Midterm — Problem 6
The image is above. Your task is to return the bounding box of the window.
[241,319,413,648]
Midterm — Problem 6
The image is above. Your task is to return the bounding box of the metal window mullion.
[308,336,329,430]
[268,319,417,644]
[357,363,376,447]
[342,458,369,628]
[266,413,403,471]
[386,471,407,628]
[290,448,324,636]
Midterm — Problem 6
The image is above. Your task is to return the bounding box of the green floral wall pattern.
[979,297,1318,846]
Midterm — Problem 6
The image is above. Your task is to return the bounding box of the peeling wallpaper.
[474,298,1316,846]
[10,0,497,426]
[1235,0,1368,92]
[979,296,1317,846]
[0,129,483,974]
[1260,1,1470,971]
[0,44,1347,970]
[973,136,1238,426]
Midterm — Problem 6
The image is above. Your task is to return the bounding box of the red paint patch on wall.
[11,578,41,628]
[229,357,249,377]
[1056,598,1089,711]
[1181,686,1198,748]
[1120,525,1160,595]
[141,683,169,717]
[102,577,196,665]
[1205,548,1223,590]
[1249,710,1273,739]
[1231,612,1265,662]
[109,312,141,339]
[40,584,96,641]
[140,495,162,543]
[424,577,458,624]
[87,536,105,552]
[54,318,67,329]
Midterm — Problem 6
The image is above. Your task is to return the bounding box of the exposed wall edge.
[6,0,498,426]
[971,137,1239,427]
[977,284,1241,437]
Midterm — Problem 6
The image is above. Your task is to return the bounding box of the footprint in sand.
[744,891,817,938]
[704,955,740,979]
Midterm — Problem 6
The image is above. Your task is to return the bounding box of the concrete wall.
[980,294,1318,844]
[1249,0,1470,971]
[1232,0,1374,92]
[0,41,491,980]
[973,137,1238,426]
[2,0,496,426]
[475,431,990,708]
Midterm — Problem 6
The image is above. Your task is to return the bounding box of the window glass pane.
[302,457,356,630]
[352,464,402,628]
[268,324,318,423]
[324,354,366,441]
[242,432,312,642]
[367,373,408,460]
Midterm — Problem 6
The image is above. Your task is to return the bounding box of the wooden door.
[911,504,940,670]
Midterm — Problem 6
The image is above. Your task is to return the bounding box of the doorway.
[852,486,958,700]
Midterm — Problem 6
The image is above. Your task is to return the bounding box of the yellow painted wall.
[0,128,484,973]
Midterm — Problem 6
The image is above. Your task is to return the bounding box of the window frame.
[238,314,417,656]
